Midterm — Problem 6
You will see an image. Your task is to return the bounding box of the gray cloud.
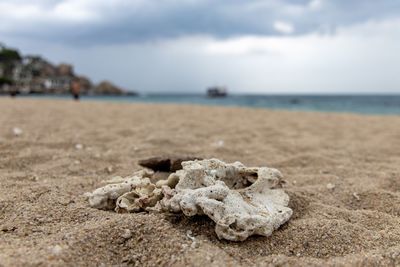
[1,0,400,45]
[2,1,400,94]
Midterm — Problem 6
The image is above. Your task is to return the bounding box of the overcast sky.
[1,0,400,93]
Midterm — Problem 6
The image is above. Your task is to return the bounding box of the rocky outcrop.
[93,81,126,95]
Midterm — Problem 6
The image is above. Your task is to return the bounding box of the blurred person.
[10,90,17,98]
[71,78,81,101]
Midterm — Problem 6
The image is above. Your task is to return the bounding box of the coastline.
[1,98,399,266]
[2,94,400,115]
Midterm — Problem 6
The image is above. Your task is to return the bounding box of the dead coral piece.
[115,181,163,213]
[86,170,155,211]
[87,159,292,241]
[160,159,292,241]
[138,156,202,172]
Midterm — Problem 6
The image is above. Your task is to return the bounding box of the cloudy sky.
[1,0,400,93]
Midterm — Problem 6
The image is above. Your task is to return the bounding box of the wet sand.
[0,98,399,266]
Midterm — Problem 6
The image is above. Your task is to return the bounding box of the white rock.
[121,229,132,239]
[106,166,114,173]
[353,192,360,200]
[49,245,63,256]
[213,140,224,147]
[75,144,83,150]
[12,127,22,136]
[326,183,336,190]
[186,230,195,241]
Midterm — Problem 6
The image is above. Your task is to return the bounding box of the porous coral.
[86,169,159,212]
[86,159,292,241]
[159,159,293,241]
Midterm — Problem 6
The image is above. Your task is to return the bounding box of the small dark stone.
[138,156,202,172]
[138,157,171,172]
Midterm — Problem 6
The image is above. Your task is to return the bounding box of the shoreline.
[1,95,400,116]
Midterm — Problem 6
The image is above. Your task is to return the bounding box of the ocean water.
[11,94,400,115]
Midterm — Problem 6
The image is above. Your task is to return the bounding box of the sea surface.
[9,94,400,115]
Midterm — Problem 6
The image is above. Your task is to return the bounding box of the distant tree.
[0,47,22,62]
[0,45,22,82]
[0,77,13,85]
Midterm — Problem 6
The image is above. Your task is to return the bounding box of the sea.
[10,94,400,115]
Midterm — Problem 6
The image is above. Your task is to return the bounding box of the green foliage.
[0,48,22,62]
[0,77,13,85]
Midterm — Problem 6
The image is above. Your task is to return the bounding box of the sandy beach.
[0,98,399,266]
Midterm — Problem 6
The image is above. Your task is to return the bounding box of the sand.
[0,98,399,267]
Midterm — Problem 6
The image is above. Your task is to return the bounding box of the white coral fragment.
[160,159,292,241]
[86,169,155,211]
[86,159,292,241]
[115,181,163,213]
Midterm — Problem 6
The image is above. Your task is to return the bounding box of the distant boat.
[207,86,228,98]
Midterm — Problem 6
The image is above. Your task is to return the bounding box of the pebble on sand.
[121,229,132,239]
[75,144,83,150]
[213,140,224,147]
[326,183,336,190]
[12,127,23,136]
[49,245,63,256]
[106,166,114,174]
[353,192,361,200]
[186,230,195,241]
